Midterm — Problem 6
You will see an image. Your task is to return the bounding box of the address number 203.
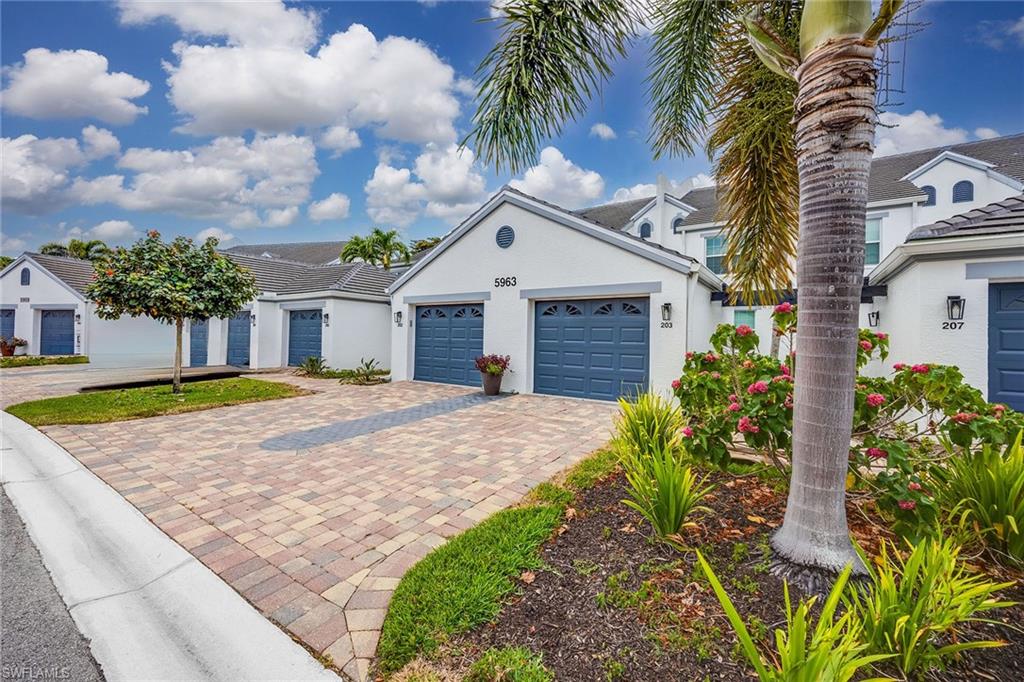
[494,276,517,288]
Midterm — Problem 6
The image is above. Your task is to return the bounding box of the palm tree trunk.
[173,318,183,394]
[771,37,877,575]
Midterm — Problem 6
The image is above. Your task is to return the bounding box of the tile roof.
[223,240,347,265]
[907,194,1024,241]
[23,251,395,300]
[574,196,653,230]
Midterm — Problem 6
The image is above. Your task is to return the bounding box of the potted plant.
[474,354,510,396]
[0,337,27,357]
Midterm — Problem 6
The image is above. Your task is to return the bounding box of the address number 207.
[494,276,517,287]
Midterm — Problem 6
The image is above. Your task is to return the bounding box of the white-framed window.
[952,180,974,203]
[865,217,882,266]
[704,234,726,274]
[921,185,936,206]
[734,309,755,328]
[639,220,653,239]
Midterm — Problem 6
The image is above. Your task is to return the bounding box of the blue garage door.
[190,319,208,367]
[288,310,322,366]
[40,310,74,356]
[990,283,1024,411]
[414,305,484,386]
[1,309,13,340]
[534,298,649,401]
[226,311,251,367]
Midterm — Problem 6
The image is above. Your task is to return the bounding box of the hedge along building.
[0,248,395,371]
[388,133,1024,409]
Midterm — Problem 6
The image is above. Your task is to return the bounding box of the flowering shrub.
[474,354,510,376]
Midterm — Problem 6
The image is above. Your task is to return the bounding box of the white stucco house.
[388,133,1024,409]
[0,246,394,371]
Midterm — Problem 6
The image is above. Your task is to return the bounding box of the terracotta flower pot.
[1,346,13,357]
[481,372,502,396]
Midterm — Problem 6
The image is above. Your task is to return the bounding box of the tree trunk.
[770,329,781,360]
[173,318,183,394]
[771,37,878,575]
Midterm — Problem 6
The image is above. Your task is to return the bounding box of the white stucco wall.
[322,298,391,370]
[84,307,176,368]
[390,200,702,397]
[911,158,1022,226]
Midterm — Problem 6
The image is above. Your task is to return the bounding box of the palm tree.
[340,228,411,271]
[40,239,111,261]
[469,0,904,576]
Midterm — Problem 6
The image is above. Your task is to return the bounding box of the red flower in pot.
[474,354,511,396]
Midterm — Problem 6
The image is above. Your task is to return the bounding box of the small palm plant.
[612,392,685,459]
[698,552,891,681]
[296,356,328,377]
[621,443,714,542]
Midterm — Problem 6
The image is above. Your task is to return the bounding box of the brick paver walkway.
[28,375,616,680]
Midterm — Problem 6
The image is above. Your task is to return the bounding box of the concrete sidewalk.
[0,412,340,681]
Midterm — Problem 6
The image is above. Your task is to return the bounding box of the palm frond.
[709,2,801,303]
[647,0,735,158]
[467,0,645,173]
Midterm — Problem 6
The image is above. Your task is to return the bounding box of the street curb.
[0,412,341,681]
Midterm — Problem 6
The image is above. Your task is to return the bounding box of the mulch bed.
[458,470,1023,681]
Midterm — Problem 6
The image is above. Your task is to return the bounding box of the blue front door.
[0,309,13,340]
[40,310,74,356]
[414,304,484,386]
[288,310,322,366]
[190,319,208,367]
[534,298,649,401]
[226,311,251,367]
[990,283,1024,411]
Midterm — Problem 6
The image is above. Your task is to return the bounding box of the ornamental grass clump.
[844,536,1015,677]
[621,443,714,543]
[612,391,685,459]
[698,553,890,682]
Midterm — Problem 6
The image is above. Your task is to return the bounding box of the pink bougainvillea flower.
[859,339,873,351]
[685,351,694,360]
[747,381,769,395]
[875,332,888,340]
[951,412,979,424]
[774,302,793,313]
[892,362,906,371]
[728,394,738,403]
[772,375,791,383]
[898,500,916,511]
[866,447,887,459]
[910,364,930,374]
[992,404,1006,413]
[737,416,760,433]
[711,371,721,379]
[682,426,694,438]
[908,481,922,491]
[728,402,741,412]
[784,395,793,409]
[671,379,681,390]
[866,393,886,408]
[735,324,753,337]
[780,363,791,376]
[704,353,718,363]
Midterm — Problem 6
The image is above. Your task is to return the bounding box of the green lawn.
[5,378,306,426]
[1,355,89,369]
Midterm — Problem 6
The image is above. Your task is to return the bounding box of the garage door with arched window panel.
[990,283,1024,411]
[40,310,75,356]
[226,311,251,367]
[190,319,208,367]
[534,298,649,401]
[288,310,323,366]
[414,304,484,386]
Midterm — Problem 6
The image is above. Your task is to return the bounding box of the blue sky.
[2,0,1022,255]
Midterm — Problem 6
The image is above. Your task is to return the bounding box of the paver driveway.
[31,374,617,680]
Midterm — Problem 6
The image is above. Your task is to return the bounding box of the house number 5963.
[494,276,517,287]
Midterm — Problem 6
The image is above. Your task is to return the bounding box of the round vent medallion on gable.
[496,225,515,248]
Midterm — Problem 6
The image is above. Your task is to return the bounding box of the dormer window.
[672,216,685,234]
[952,180,973,203]
[921,185,936,206]
[20,268,30,286]
[639,221,653,239]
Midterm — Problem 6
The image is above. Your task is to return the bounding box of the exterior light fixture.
[323,313,330,327]
[946,295,965,321]
[661,302,672,322]
[74,313,82,324]
[250,314,257,327]
[867,311,880,327]
[394,311,403,326]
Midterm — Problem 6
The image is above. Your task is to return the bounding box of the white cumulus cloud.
[874,111,969,157]
[196,226,236,245]
[82,125,121,160]
[88,219,136,242]
[590,123,617,140]
[975,127,1000,140]
[2,133,86,214]
[611,173,715,202]
[320,126,361,157]
[510,147,604,209]
[1,48,150,125]
[308,193,351,222]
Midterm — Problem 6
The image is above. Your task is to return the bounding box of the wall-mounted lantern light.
[661,302,672,322]
[250,314,257,327]
[946,295,965,321]
[74,313,82,324]
[394,311,403,326]
[323,313,330,327]
[867,311,880,327]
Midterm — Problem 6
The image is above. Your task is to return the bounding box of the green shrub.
[295,356,329,377]
[697,552,888,681]
[612,392,684,459]
[932,431,1024,565]
[1,354,89,368]
[621,444,713,542]
[845,537,1015,676]
[465,647,553,682]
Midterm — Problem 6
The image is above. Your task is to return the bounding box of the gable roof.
[21,253,95,295]
[907,194,1024,241]
[674,133,1024,228]
[223,240,347,265]
[575,196,654,230]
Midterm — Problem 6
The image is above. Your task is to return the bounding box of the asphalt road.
[1,487,104,681]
